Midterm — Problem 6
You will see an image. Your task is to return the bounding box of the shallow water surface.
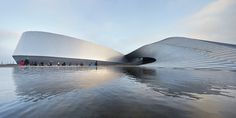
[0,66,236,118]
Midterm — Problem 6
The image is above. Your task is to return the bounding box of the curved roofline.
[126,36,236,56]
[160,36,236,47]
[23,31,123,55]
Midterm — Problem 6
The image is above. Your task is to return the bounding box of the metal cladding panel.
[13,31,124,62]
[125,37,236,69]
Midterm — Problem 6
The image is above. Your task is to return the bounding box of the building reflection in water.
[8,66,236,118]
[122,67,236,99]
[13,66,123,102]
[13,66,236,101]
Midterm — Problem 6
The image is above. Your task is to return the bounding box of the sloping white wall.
[13,31,123,63]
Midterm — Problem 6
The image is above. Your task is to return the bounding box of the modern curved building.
[13,31,124,66]
[126,37,236,69]
[13,31,236,69]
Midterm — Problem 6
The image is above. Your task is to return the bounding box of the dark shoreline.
[0,64,17,67]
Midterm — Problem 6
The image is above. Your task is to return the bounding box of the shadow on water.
[0,66,236,118]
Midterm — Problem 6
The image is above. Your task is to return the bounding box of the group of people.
[19,59,98,66]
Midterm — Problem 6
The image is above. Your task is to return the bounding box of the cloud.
[0,30,20,63]
[0,30,20,49]
[183,0,236,44]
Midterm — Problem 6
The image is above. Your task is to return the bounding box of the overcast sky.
[0,0,235,63]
